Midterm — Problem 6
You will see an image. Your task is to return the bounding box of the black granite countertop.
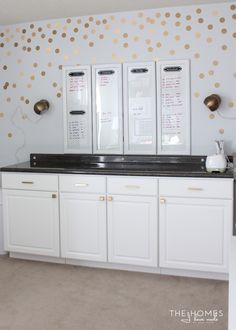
[0,153,234,178]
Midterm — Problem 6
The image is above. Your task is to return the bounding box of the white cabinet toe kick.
[1,172,234,280]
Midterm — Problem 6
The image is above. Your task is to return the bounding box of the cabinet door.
[60,193,107,261]
[107,195,157,267]
[159,197,232,273]
[3,190,59,257]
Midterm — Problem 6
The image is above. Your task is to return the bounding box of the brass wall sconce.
[34,99,50,115]
[204,94,221,111]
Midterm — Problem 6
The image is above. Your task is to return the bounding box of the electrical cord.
[217,109,236,120]
[10,106,43,163]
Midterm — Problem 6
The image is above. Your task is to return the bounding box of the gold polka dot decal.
[8,133,13,138]
[207,37,213,43]
[219,128,224,134]
[0,112,4,118]
[209,114,215,119]
[228,101,235,108]
[212,10,219,17]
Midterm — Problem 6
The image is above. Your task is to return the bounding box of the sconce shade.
[204,94,221,111]
[34,99,50,115]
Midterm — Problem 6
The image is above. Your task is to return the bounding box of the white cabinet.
[60,193,107,261]
[59,175,107,262]
[2,172,233,277]
[159,178,233,273]
[107,176,158,267]
[0,189,5,255]
[60,175,158,267]
[2,173,60,257]
[107,195,157,267]
[3,189,59,257]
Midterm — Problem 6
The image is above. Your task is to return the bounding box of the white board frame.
[63,65,92,154]
[123,62,157,155]
[156,59,191,155]
[92,63,123,154]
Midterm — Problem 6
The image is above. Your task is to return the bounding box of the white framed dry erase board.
[156,59,191,155]
[63,65,92,153]
[92,64,123,154]
[123,62,156,155]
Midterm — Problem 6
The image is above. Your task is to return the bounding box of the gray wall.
[0,2,236,165]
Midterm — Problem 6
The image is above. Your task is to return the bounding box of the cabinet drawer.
[107,176,157,196]
[2,173,58,191]
[159,178,233,199]
[59,175,106,193]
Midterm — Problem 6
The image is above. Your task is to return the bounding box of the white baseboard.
[66,258,161,274]
[8,252,228,281]
[160,267,228,281]
[10,252,66,264]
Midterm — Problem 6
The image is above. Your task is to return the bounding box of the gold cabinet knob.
[52,193,57,199]
[107,196,113,202]
[160,197,166,204]
[99,196,105,201]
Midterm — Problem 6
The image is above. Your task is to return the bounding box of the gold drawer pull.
[99,196,105,201]
[107,196,113,202]
[160,198,166,204]
[188,187,204,191]
[125,185,141,189]
[75,183,89,187]
[52,194,57,199]
[21,181,34,184]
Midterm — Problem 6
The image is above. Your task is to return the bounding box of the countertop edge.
[0,166,234,178]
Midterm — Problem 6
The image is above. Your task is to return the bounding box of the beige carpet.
[0,256,228,330]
